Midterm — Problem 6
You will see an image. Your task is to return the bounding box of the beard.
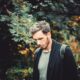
[42,37,50,50]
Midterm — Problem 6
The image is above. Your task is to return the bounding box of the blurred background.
[0,0,80,80]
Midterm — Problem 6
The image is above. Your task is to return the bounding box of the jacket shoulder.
[34,48,41,57]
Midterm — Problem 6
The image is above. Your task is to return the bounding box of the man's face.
[32,30,50,49]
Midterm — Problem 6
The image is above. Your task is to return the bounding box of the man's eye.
[39,38,43,40]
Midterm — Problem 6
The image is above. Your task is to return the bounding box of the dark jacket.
[33,40,78,80]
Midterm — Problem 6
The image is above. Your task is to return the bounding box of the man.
[30,20,78,80]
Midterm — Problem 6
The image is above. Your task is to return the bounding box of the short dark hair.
[30,20,51,35]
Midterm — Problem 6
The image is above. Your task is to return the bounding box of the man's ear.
[47,32,51,37]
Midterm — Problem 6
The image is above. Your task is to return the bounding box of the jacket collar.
[47,39,59,79]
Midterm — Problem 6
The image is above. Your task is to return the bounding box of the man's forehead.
[32,31,46,39]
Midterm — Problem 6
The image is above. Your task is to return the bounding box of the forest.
[0,0,80,79]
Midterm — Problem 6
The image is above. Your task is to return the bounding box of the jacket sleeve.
[33,48,41,80]
[63,46,79,80]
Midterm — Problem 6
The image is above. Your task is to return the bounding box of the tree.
[0,0,80,79]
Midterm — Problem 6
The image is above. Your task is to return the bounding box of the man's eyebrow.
[38,38,43,40]
[33,37,43,41]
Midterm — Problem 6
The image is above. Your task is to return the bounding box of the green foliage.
[6,67,33,80]
[0,1,35,79]
[9,13,35,43]
[0,0,36,43]
[0,0,80,79]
